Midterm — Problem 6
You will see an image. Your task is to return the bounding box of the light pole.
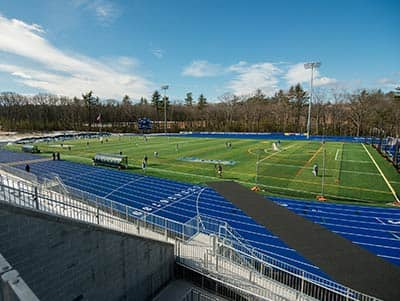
[161,85,169,135]
[304,62,321,139]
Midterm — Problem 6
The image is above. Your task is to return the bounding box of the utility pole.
[161,85,169,135]
[304,62,321,139]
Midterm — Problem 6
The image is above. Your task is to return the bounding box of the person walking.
[142,160,146,173]
[312,164,319,177]
[25,164,30,173]
[217,164,223,178]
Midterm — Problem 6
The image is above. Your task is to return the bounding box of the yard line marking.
[295,143,323,177]
[147,163,390,195]
[335,149,340,161]
[258,143,299,163]
[259,162,380,176]
[362,143,400,203]
[104,176,146,198]
[339,159,371,164]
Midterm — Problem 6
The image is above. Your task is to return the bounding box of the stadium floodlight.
[304,62,321,139]
[161,85,169,135]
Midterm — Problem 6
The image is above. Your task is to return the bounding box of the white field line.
[389,232,400,240]
[339,159,371,164]
[375,217,385,225]
[362,143,400,203]
[258,143,299,164]
[104,176,146,198]
[258,162,380,176]
[335,149,340,161]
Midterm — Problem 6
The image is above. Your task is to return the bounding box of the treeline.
[0,85,399,136]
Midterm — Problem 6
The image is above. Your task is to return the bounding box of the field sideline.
[7,135,400,205]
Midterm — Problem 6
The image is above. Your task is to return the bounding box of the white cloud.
[285,63,336,87]
[115,56,138,67]
[151,48,164,59]
[11,71,31,79]
[182,60,336,96]
[182,60,223,77]
[314,77,337,86]
[0,15,152,99]
[377,78,397,85]
[72,0,121,24]
[227,62,281,96]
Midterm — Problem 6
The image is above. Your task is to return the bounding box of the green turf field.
[7,135,400,205]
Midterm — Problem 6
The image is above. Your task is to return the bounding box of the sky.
[0,0,399,102]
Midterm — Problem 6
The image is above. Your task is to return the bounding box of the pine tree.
[151,90,162,120]
[185,92,193,106]
[197,94,207,110]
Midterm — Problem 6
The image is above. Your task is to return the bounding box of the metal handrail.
[0,173,381,301]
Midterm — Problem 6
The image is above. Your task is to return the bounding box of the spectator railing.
[0,173,382,301]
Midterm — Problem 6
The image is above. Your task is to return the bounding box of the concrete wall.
[0,202,174,301]
[1,253,40,301]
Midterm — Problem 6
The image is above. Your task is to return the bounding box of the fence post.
[164,219,168,241]
[176,239,180,258]
[18,182,21,199]
[34,186,39,210]
[211,234,216,256]
[300,270,305,295]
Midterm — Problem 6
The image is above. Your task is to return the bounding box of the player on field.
[217,164,223,177]
[312,164,318,177]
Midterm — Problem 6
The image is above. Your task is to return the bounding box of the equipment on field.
[93,153,128,169]
[21,144,40,153]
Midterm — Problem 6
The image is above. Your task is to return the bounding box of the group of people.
[52,152,61,160]
[99,137,108,144]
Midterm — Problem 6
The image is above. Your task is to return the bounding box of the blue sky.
[0,0,399,101]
